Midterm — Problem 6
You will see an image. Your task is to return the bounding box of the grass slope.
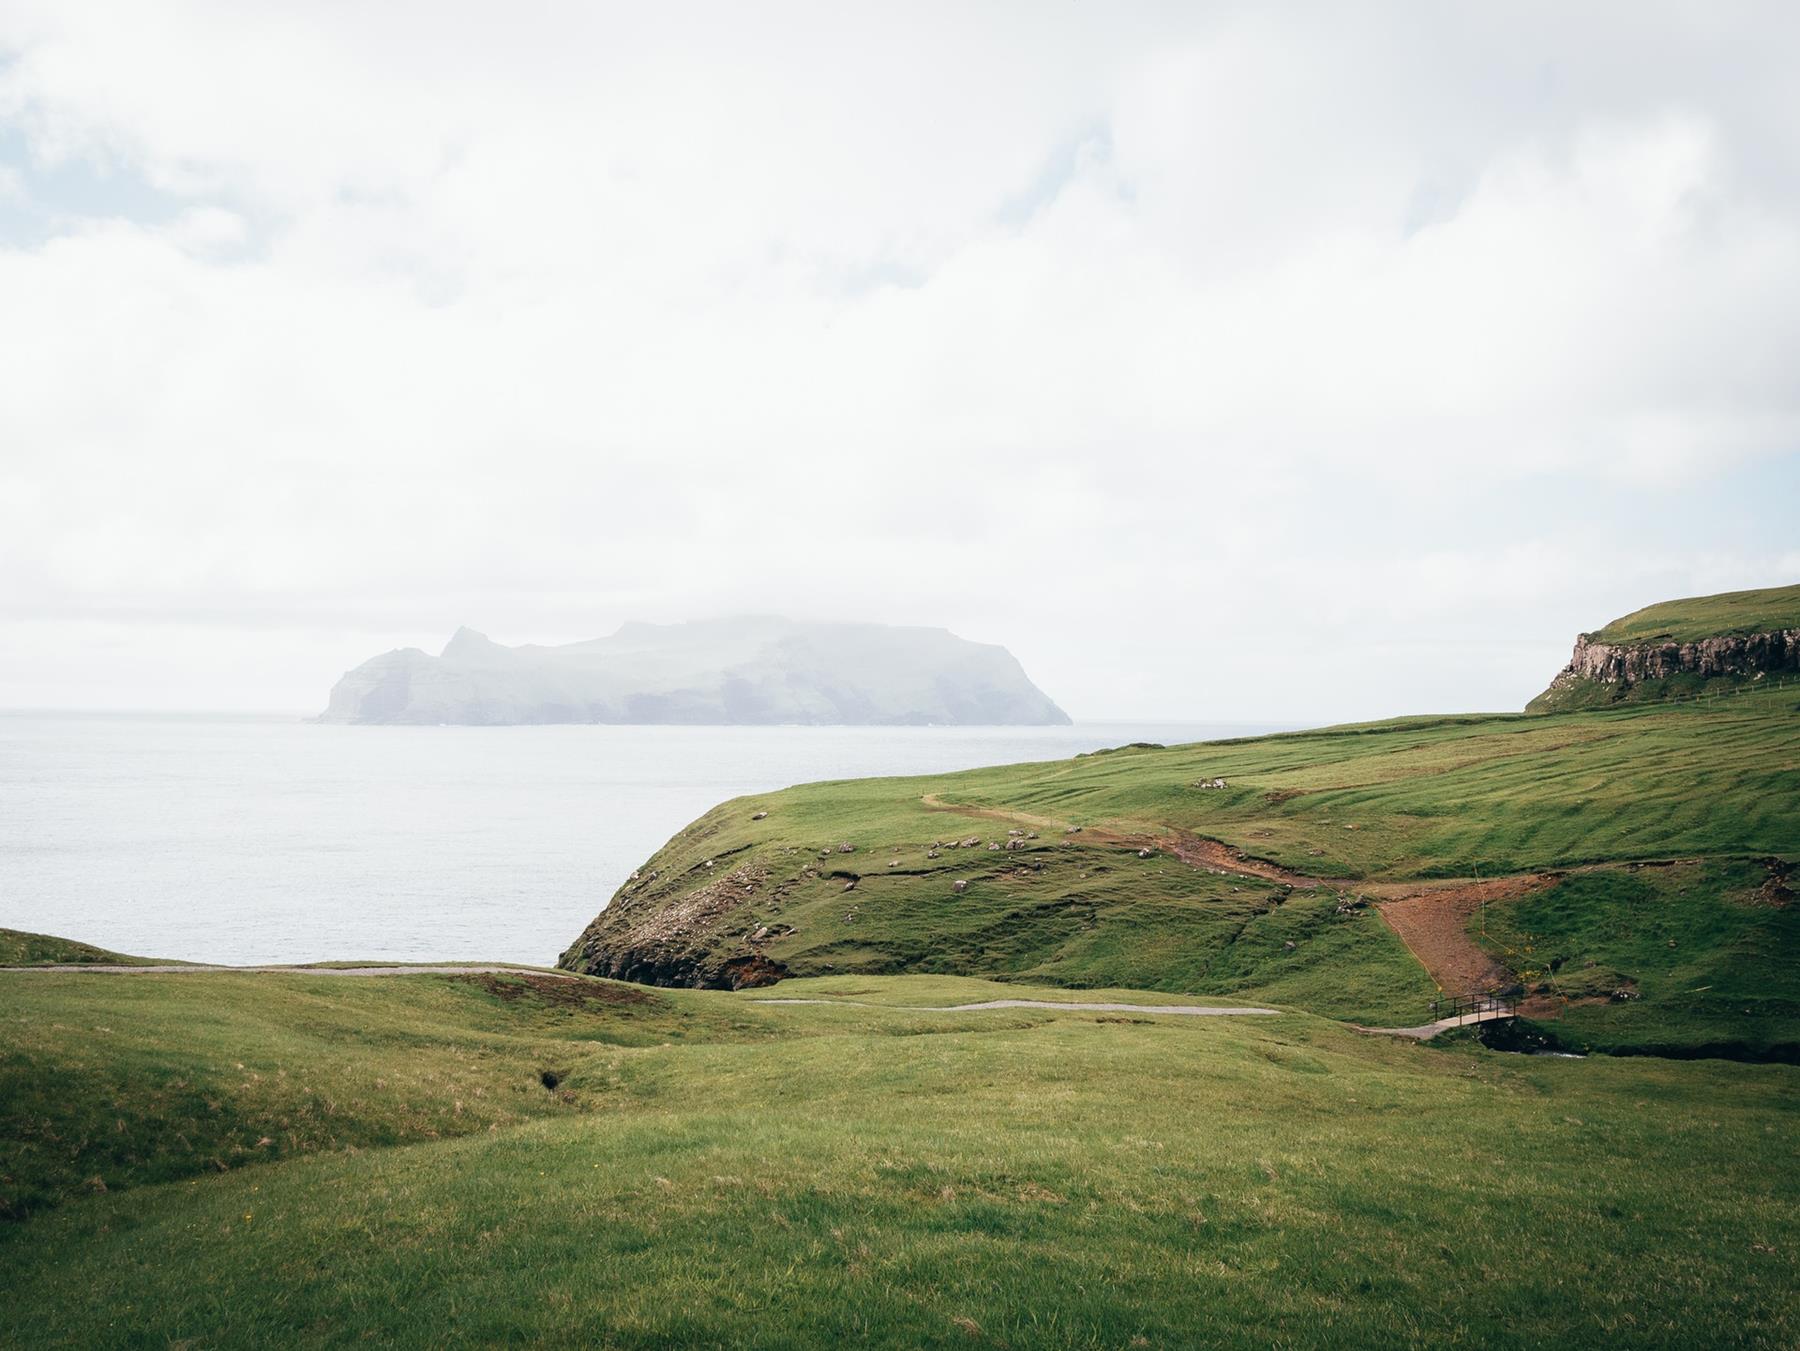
[1592,582,1800,644]
[0,969,762,1219]
[0,927,173,967]
[1470,859,1800,1059]
[565,687,1800,1050]
[3,969,1796,1348]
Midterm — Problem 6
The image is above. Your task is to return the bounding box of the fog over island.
[319,617,1071,725]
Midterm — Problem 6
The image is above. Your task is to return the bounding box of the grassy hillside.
[1468,859,1799,1059]
[6,640,1797,1343]
[562,686,1800,1052]
[3,967,1797,1347]
[0,928,174,967]
[0,967,754,1220]
[1593,582,1800,644]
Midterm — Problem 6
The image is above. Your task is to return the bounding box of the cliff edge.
[1528,583,1800,713]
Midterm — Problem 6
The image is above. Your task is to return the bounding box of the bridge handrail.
[1430,992,1518,1021]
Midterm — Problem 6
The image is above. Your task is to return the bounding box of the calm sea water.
[0,713,1288,966]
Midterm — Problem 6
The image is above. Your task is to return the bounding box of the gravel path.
[753,997,1279,1016]
[4,966,1281,1020]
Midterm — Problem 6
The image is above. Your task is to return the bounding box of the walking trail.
[920,790,1547,997]
[754,997,1279,1016]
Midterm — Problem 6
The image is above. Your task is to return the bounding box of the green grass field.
[4,967,1797,1348]
[1591,583,1800,644]
[563,686,1800,1056]
[0,927,177,967]
[6,664,1798,1346]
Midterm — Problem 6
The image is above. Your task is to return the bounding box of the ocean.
[0,713,1289,966]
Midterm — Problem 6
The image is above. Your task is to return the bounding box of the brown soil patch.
[1375,876,1555,995]
[920,793,1327,889]
[1164,832,1327,888]
[918,790,1580,997]
[460,972,656,1008]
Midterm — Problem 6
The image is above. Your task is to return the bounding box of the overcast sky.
[2,2,1797,723]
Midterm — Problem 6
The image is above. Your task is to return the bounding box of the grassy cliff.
[1593,583,1800,644]
[560,686,1800,1055]
[0,928,174,967]
[1529,583,1800,712]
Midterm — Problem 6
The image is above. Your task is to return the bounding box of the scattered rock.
[837,842,856,854]
[751,811,768,821]
[952,880,969,893]
[1137,848,1154,859]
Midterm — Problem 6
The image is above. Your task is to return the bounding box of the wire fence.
[1581,670,1800,713]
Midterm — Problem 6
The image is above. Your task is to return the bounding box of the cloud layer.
[3,2,1797,718]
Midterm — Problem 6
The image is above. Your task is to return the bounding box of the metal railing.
[1430,992,1518,1022]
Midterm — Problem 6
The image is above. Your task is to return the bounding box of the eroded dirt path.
[1164,831,1328,888]
[1371,876,1555,994]
[919,793,1330,888]
[920,790,1554,996]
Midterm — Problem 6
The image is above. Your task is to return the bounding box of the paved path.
[1,963,570,978]
[753,997,1279,1016]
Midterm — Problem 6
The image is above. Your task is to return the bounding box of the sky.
[2,1,1797,723]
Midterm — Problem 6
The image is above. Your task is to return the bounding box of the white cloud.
[0,2,1796,718]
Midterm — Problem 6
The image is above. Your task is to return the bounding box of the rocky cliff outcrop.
[1529,626,1800,712]
[558,844,788,990]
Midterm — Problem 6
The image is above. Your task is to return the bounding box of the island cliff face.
[319,617,1070,726]
[1528,584,1800,712]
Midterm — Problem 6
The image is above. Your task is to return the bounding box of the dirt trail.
[920,793,1330,888]
[1373,876,1554,994]
[754,997,1279,1016]
[920,790,1554,997]
[1164,832,1328,888]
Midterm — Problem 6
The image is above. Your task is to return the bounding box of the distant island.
[318,617,1071,726]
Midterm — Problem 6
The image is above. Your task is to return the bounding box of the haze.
[2,2,1797,722]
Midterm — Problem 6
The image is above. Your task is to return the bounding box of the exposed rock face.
[1530,627,1800,712]
[559,856,788,990]
[319,616,1070,725]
